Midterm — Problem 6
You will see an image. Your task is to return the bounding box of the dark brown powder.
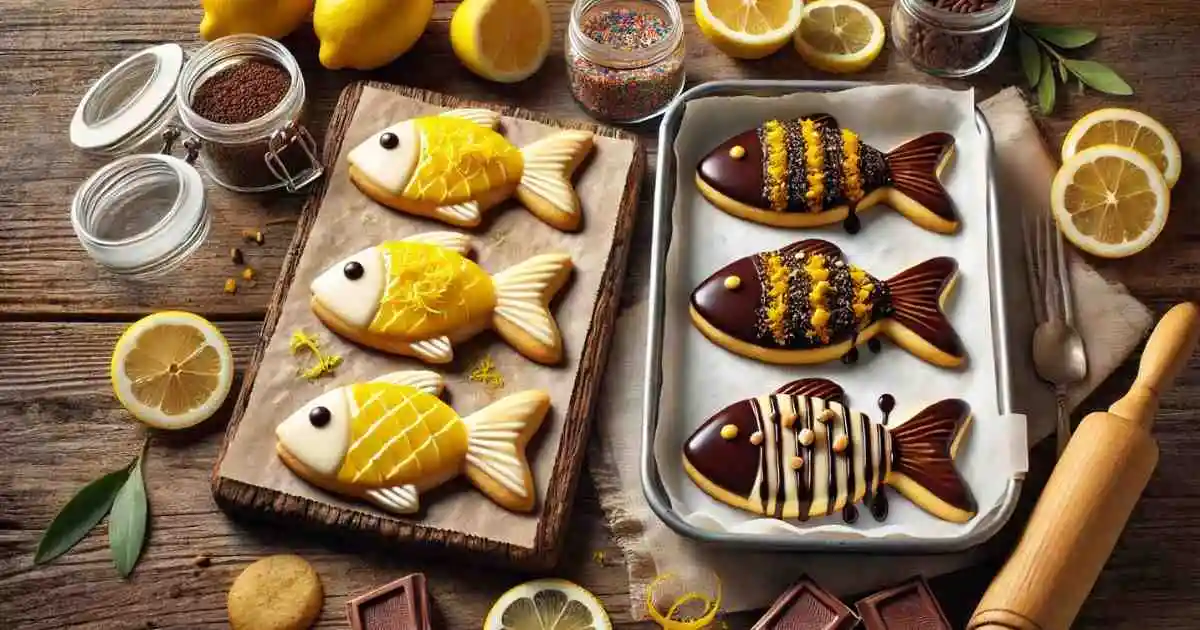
[191,60,290,124]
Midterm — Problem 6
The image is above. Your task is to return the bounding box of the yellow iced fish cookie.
[276,370,550,513]
[310,231,572,365]
[347,108,595,232]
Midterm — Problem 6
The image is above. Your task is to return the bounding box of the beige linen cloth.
[587,86,1154,618]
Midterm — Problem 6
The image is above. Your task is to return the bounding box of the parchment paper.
[653,85,1026,541]
[219,86,636,549]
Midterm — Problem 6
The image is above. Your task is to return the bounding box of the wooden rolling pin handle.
[968,302,1200,630]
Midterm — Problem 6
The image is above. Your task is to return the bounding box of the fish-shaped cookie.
[276,370,550,514]
[690,239,965,368]
[311,231,572,365]
[347,108,594,232]
[683,378,976,524]
[696,114,958,234]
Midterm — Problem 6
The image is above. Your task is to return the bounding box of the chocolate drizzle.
[841,347,859,364]
[770,396,785,518]
[878,393,896,425]
[842,504,859,524]
[867,337,882,354]
[795,396,813,521]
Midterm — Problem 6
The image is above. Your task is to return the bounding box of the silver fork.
[1022,204,1088,457]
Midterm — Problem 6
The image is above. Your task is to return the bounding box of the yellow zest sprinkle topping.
[762,252,791,345]
[801,119,825,212]
[729,145,746,160]
[720,424,739,440]
[646,573,723,630]
[289,329,343,381]
[849,265,875,329]
[469,355,505,391]
[804,254,831,343]
[841,129,864,205]
[723,275,741,290]
[762,121,789,211]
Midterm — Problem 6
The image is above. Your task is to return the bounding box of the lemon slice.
[1062,108,1181,189]
[111,311,234,430]
[450,0,551,83]
[485,579,612,630]
[1051,144,1170,259]
[695,0,805,60]
[793,0,885,74]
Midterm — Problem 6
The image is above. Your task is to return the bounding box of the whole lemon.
[199,0,314,41]
[313,0,433,70]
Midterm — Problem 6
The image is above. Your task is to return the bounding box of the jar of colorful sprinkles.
[566,0,685,124]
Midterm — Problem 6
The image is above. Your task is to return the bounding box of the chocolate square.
[752,576,859,630]
[854,576,950,630]
[346,573,432,630]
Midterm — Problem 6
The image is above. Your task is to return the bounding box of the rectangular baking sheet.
[641,80,1026,552]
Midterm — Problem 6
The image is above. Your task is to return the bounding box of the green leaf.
[1056,58,1068,82]
[1038,59,1057,115]
[1026,25,1098,49]
[1017,32,1042,87]
[108,454,148,578]
[1064,59,1133,95]
[34,463,133,565]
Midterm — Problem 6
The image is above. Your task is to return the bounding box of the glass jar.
[891,0,1015,78]
[565,0,686,124]
[176,35,322,193]
[70,44,185,156]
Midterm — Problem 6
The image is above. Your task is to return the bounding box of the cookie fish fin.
[439,108,501,130]
[803,113,840,129]
[364,485,420,514]
[491,253,573,365]
[406,337,454,364]
[778,239,843,261]
[370,370,445,396]
[886,399,976,523]
[883,257,966,369]
[885,132,959,232]
[401,231,473,256]
[774,378,844,403]
[515,130,595,232]
[432,201,483,227]
[462,390,551,512]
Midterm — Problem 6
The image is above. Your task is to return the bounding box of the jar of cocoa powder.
[891,0,1015,78]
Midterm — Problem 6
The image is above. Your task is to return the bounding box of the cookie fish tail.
[515,130,595,231]
[887,399,977,524]
[883,257,966,369]
[885,132,958,230]
[462,390,552,513]
[491,252,573,365]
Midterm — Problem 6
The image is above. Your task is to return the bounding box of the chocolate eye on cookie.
[379,132,399,149]
[343,261,364,280]
[308,406,331,428]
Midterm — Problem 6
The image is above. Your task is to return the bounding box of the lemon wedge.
[1051,144,1170,259]
[695,0,805,60]
[485,579,612,630]
[111,311,234,430]
[451,0,552,83]
[793,0,885,73]
[1062,108,1181,189]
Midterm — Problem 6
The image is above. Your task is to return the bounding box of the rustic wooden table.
[2,1,1198,628]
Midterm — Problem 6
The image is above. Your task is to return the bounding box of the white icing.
[408,336,453,364]
[401,231,473,255]
[365,485,420,514]
[810,398,830,516]
[849,409,867,505]
[516,131,592,217]
[830,402,848,510]
[370,370,444,396]
[757,396,778,517]
[347,121,419,193]
[435,201,481,224]
[311,246,385,330]
[439,108,501,129]
[463,392,545,498]
[492,253,571,346]
[276,387,352,477]
[777,395,799,517]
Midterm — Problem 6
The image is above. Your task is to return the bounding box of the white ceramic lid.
[70,43,184,152]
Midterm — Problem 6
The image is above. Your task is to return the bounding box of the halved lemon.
[111,311,234,430]
[450,0,551,83]
[695,0,805,60]
[485,579,612,630]
[793,0,885,74]
[1062,108,1181,189]
[1051,144,1170,259]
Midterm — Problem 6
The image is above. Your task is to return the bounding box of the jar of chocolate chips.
[891,0,1015,78]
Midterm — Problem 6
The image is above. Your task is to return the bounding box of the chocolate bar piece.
[346,573,432,630]
[752,576,859,630]
[854,576,950,630]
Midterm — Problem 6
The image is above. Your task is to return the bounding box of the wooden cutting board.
[211,81,644,570]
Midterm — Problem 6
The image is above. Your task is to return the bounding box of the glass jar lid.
[70,43,184,153]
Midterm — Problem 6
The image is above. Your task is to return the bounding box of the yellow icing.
[337,382,467,487]
[762,252,791,344]
[804,254,831,343]
[801,119,824,212]
[729,145,746,160]
[841,129,864,205]
[367,241,495,340]
[720,424,738,440]
[723,275,741,290]
[762,121,789,211]
[401,116,524,205]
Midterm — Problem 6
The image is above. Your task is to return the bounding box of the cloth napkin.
[586,86,1154,618]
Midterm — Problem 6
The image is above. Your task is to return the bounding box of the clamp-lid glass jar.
[565,0,686,124]
[891,0,1015,78]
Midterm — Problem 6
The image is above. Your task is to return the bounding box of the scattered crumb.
[241,228,265,245]
[230,247,244,265]
[167,584,183,599]
[224,278,237,294]
[241,267,256,282]
[592,550,606,566]
[192,554,212,568]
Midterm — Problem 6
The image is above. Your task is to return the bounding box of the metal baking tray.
[640,79,1024,553]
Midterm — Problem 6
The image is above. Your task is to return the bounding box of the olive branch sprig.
[1014,20,1132,114]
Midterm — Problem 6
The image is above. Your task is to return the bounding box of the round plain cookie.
[228,555,323,630]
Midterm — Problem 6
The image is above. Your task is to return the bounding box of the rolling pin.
[968,302,1200,630]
